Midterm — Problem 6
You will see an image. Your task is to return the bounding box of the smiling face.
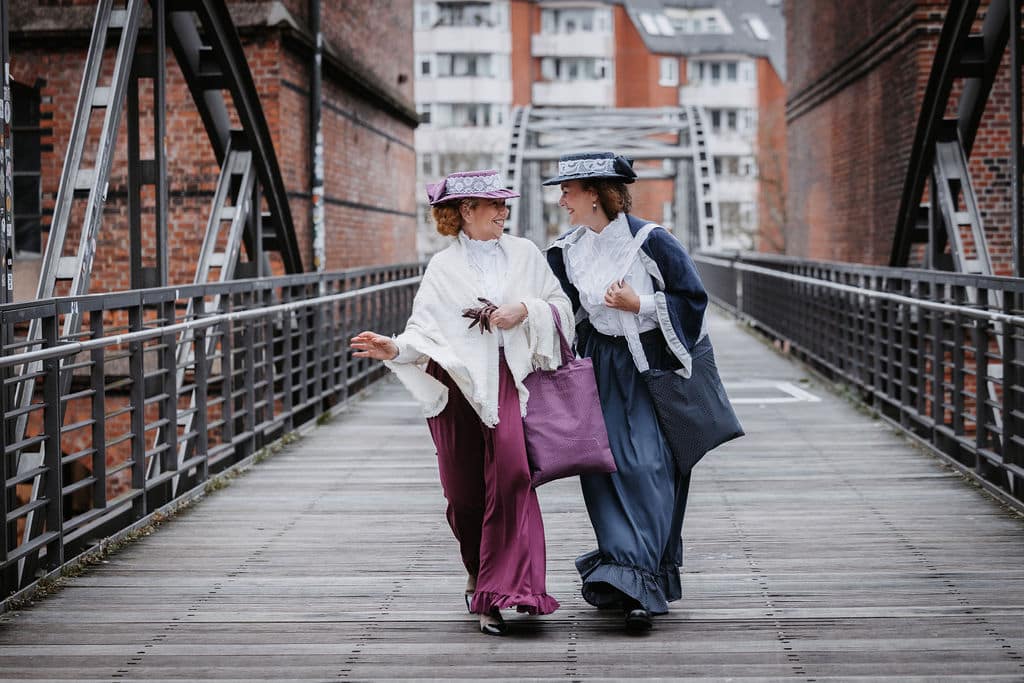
[460,198,510,240]
[558,180,600,227]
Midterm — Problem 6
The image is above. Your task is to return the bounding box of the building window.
[415,2,435,29]
[664,7,733,35]
[436,53,494,78]
[540,8,606,34]
[12,81,43,256]
[418,54,432,77]
[659,57,678,86]
[538,57,610,82]
[417,103,432,125]
[430,103,502,128]
[436,2,495,27]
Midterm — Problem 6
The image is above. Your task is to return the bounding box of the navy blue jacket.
[546,214,709,368]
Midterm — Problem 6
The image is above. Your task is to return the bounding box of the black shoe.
[464,590,474,614]
[624,607,653,632]
[479,609,507,636]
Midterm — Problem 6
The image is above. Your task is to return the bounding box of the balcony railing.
[695,252,1024,511]
[0,264,423,600]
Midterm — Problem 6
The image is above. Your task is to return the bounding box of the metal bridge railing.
[695,252,1024,511]
[0,263,423,600]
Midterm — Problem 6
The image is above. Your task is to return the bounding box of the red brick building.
[8,0,418,301]
[784,0,1016,274]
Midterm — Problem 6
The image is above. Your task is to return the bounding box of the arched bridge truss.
[500,106,721,251]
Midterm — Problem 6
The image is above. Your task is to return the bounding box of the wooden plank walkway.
[1,309,1023,681]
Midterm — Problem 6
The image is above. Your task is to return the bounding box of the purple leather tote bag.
[522,304,616,487]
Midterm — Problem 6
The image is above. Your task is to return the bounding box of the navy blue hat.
[542,151,638,186]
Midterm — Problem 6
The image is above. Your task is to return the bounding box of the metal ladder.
[930,132,1003,438]
[686,106,721,249]
[501,106,530,236]
[12,0,144,584]
[149,141,256,483]
[932,136,992,276]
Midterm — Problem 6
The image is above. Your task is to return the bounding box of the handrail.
[730,261,1024,326]
[694,251,1024,512]
[0,277,422,369]
[1,264,425,599]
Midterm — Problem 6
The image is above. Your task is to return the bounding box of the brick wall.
[7,0,417,300]
[510,0,534,106]
[757,57,788,253]
[784,0,1016,272]
[614,5,678,108]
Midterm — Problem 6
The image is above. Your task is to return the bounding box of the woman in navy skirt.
[545,152,711,631]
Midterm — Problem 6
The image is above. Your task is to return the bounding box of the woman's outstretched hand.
[604,279,641,313]
[350,331,399,360]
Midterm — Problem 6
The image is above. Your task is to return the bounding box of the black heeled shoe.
[624,606,653,632]
[464,590,474,614]
[479,609,507,636]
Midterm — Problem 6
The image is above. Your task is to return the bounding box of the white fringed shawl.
[384,234,574,427]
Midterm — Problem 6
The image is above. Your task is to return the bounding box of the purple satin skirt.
[425,351,559,616]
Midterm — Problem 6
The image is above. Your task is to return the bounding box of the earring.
[592,201,598,211]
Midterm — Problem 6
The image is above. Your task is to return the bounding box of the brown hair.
[581,179,632,218]
[430,198,478,237]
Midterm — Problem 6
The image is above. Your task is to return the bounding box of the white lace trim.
[565,214,656,336]
[445,172,503,195]
[558,157,615,177]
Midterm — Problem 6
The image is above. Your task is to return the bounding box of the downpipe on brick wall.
[310,0,325,286]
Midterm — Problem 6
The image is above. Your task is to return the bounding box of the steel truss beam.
[500,106,721,249]
[8,0,303,585]
[891,0,1020,275]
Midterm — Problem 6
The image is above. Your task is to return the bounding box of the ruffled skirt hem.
[470,589,560,615]
[575,550,680,615]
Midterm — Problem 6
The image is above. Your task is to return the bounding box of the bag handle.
[547,302,572,367]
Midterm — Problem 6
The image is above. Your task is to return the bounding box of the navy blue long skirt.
[575,324,691,615]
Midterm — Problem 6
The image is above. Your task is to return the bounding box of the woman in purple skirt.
[350,169,571,635]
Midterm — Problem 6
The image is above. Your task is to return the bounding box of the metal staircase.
[501,106,531,236]
[684,106,721,250]
[150,140,256,484]
[8,0,304,585]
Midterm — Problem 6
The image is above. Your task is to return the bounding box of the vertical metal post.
[281,287,294,432]
[128,304,146,519]
[975,288,991,458]
[0,316,7,570]
[159,299,176,476]
[152,0,167,285]
[310,0,325,275]
[218,299,235,464]
[41,314,63,572]
[1012,0,1024,276]
[192,296,209,484]
[0,0,12,305]
[127,64,144,289]
[89,313,106,513]
[127,1,167,289]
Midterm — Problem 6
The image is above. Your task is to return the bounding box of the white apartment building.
[532,4,616,108]
[413,0,514,256]
[411,0,785,254]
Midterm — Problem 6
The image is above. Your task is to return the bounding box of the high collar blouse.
[459,231,509,345]
[564,213,659,336]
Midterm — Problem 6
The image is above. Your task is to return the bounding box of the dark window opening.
[12,81,42,255]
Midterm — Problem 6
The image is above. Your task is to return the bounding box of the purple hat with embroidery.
[425,169,520,206]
